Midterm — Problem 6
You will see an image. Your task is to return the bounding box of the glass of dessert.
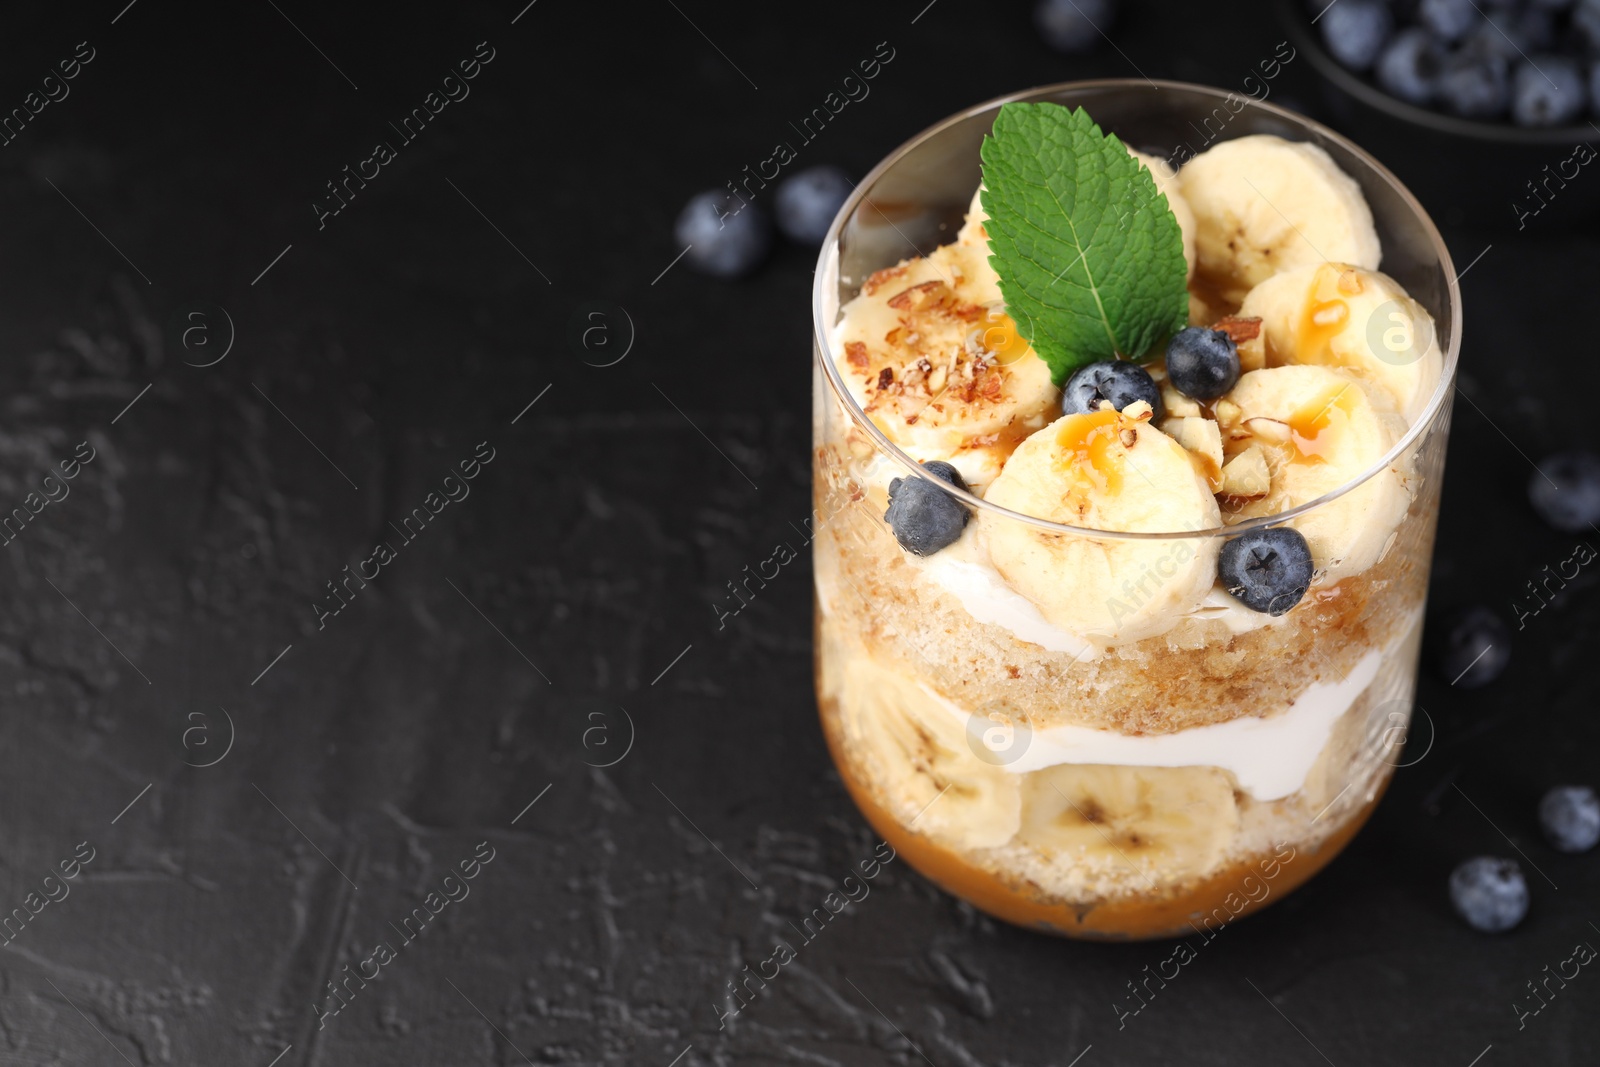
[811,81,1459,940]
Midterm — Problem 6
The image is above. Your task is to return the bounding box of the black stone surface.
[1,2,1596,1065]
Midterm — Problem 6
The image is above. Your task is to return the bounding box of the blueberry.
[1320,0,1394,71]
[773,165,853,246]
[1436,52,1510,117]
[1449,857,1529,932]
[1034,0,1116,54]
[1468,10,1552,62]
[1576,0,1600,54]
[885,461,969,556]
[1528,451,1600,532]
[1165,327,1240,400]
[1418,0,1478,42]
[1512,56,1586,126]
[1219,527,1315,615]
[1540,785,1600,853]
[1433,606,1510,688]
[1061,361,1163,420]
[674,190,771,278]
[1377,28,1442,104]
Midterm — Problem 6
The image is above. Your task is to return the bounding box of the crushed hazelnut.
[1212,315,1263,344]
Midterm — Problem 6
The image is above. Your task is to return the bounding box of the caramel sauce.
[1286,382,1357,464]
[1293,263,1365,367]
[978,307,1032,366]
[1186,448,1222,493]
[818,693,1391,940]
[1054,409,1127,495]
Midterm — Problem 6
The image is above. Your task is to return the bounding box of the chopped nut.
[1244,417,1291,444]
[887,280,947,310]
[845,341,869,368]
[1160,387,1202,419]
[1119,427,1138,448]
[1214,399,1241,427]
[1311,302,1348,328]
[1162,416,1223,487]
[1236,332,1267,372]
[927,364,948,393]
[1219,444,1272,498]
[1122,399,1155,421]
[1337,269,1364,296]
[876,367,894,390]
[1212,315,1262,344]
[863,264,908,296]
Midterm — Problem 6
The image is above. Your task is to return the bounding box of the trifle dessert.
[812,85,1458,939]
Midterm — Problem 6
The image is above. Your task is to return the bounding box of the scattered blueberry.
[674,191,771,278]
[1528,451,1600,532]
[1061,361,1163,420]
[1219,527,1315,615]
[1539,785,1600,853]
[1433,606,1510,688]
[1449,857,1529,933]
[773,165,853,246]
[1165,327,1241,400]
[1377,28,1442,104]
[1034,0,1116,54]
[1468,9,1552,61]
[1576,0,1600,53]
[885,461,969,556]
[1321,0,1394,71]
[1512,56,1586,125]
[1435,52,1510,117]
[1339,0,1600,120]
[1418,0,1478,43]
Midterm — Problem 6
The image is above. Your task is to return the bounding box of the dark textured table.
[1,2,1596,1064]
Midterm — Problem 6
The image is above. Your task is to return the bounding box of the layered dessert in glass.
[811,83,1459,939]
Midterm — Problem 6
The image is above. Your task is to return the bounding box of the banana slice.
[834,239,1057,489]
[836,654,1021,850]
[1237,263,1443,422]
[1178,135,1381,306]
[1129,149,1197,283]
[1017,764,1239,884]
[982,407,1221,643]
[1222,366,1410,581]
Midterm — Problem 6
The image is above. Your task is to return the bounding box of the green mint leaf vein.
[979,102,1188,384]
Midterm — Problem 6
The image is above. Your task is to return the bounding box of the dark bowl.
[1279,0,1600,232]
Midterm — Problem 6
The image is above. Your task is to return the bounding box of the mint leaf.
[979,102,1188,384]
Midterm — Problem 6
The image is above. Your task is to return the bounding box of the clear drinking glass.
[811,81,1460,940]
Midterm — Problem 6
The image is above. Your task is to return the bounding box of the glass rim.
[811,78,1462,542]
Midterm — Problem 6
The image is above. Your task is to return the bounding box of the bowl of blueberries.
[1282,0,1600,228]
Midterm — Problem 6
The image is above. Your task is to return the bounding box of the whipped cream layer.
[931,645,1385,800]
[907,523,1285,657]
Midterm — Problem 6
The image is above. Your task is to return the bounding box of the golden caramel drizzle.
[1054,409,1127,495]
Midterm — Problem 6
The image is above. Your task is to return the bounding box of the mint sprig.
[979,102,1188,384]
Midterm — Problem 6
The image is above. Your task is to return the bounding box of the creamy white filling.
[934,646,1385,800]
[909,525,1284,655]
[846,446,1284,651]
[917,535,1094,657]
